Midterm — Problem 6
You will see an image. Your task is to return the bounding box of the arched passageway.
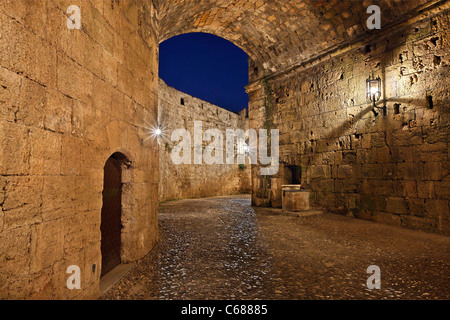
[157,32,252,203]
[101,153,130,277]
[156,0,450,233]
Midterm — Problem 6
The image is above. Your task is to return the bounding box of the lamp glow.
[366,73,386,116]
[371,87,378,95]
[366,74,381,103]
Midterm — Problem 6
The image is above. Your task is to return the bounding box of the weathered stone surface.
[157,0,433,74]
[282,189,311,212]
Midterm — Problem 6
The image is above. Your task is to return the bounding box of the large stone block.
[16,78,46,129]
[360,164,383,179]
[337,165,354,179]
[0,67,21,122]
[0,121,30,175]
[60,135,83,176]
[373,211,402,228]
[360,195,387,212]
[45,89,73,134]
[400,215,439,234]
[2,176,44,229]
[29,128,62,176]
[0,226,31,280]
[434,180,450,199]
[423,162,443,181]
[30,220,64,274]
[387,128,423,147]
[282,187,310,212]
[387,197,409,214]
[57,53,93,104]
[397,162,424,180]
[414,143,447,163]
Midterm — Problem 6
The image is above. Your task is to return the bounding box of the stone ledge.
[259,207,324,218]
[282,210,324,218]
[100,263,135,296]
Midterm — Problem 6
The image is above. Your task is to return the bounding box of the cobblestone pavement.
[102,196,450,300]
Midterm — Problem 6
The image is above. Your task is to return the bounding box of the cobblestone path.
[102,196,449,300]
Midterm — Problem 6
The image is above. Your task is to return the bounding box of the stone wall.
[158,80,251,203]
[0,0,159,299]
[249,5,450,235]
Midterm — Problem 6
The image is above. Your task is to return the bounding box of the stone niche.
[285,165,302,185]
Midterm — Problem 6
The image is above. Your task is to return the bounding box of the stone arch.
[100,148,137,265]
[106,148,135,169]
[157,0,434,74]
[100,152,132,276]
[93,120,158,264]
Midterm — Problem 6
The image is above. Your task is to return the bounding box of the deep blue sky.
[159,33,249,113]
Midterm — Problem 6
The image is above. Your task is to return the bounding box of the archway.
[158,32,252,202]
[100,152,130,277]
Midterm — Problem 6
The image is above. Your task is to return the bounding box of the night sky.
[159,33,249,113]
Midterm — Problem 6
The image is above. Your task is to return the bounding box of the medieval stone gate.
[0,0,448,299]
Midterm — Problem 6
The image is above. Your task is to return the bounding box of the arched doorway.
[101,153,127,277]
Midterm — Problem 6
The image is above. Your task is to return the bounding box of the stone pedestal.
[282,185,310,212]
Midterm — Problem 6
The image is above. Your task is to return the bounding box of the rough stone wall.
[158,80,251,203]
[0,0,159,299]
[249,6,450,235]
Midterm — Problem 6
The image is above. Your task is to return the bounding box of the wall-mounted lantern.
[366,73,386,116]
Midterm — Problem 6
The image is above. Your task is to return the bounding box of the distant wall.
[158,80,251,202]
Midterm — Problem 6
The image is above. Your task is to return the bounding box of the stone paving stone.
[102,196,450,300]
